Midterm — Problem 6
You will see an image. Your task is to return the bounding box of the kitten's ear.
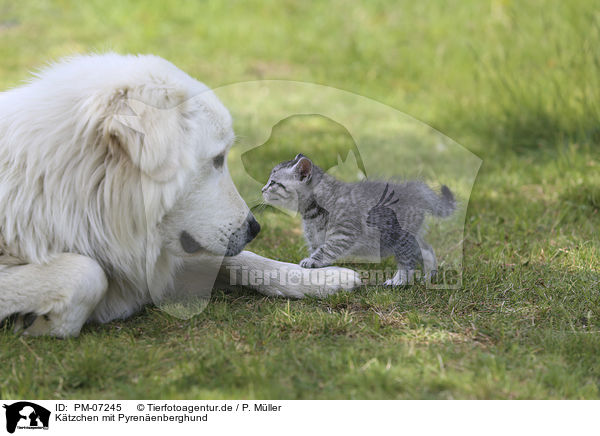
[293,157,312,182]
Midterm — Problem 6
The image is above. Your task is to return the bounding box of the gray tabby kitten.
[262,154,456,285]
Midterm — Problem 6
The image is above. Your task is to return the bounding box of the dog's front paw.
[299,257,321,268]
[13,311,80,338]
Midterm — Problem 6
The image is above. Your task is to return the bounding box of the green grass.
[0,0,599,399]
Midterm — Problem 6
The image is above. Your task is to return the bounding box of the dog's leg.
[0,253,108,337]
[218,250,362,298]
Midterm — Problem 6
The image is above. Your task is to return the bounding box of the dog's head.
[97,54,259,258]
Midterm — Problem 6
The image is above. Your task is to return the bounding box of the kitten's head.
[262,154,314,211]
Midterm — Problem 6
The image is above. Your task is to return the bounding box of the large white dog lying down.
[0,53,360,337]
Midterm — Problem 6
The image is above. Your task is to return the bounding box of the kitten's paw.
[383,270,408,287]
[300,257,321,268]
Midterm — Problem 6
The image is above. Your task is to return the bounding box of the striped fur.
[262,154,456,285]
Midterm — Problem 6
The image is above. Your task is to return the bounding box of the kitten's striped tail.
[428,185,456,217]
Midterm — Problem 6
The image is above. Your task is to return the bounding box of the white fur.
[0,53,360,337]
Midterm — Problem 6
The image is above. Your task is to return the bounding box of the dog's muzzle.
[225,213,260,256]
[180,231,203,254]
[179,213,260,256]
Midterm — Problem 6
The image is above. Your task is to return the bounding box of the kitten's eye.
[213,154,225,169]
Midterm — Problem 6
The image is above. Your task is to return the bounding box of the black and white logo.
[2,402,50,433]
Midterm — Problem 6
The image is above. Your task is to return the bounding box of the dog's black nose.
[246,214,261,242]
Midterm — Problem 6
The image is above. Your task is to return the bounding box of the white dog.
[0,53,359,337]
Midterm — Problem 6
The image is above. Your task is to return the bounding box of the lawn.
[0,0,599,399]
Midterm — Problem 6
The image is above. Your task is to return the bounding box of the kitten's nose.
[261,185,268,193]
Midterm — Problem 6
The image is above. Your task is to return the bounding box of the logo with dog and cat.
[2,402,50,434]
[124,81,481,318]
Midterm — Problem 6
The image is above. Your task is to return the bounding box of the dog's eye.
[213,154,225,169]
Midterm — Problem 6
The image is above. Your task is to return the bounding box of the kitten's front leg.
[300,244,347,268]
[300,226,356,268]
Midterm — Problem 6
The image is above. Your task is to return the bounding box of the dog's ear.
[102,87,187,181]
